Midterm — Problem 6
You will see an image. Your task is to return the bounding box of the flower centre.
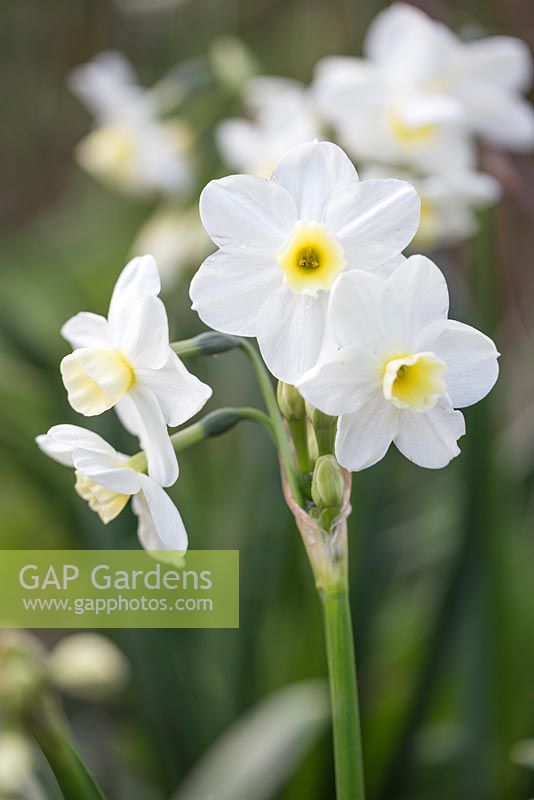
[382,351,446,412]
[388,107,437,147]
[278,222,346,294]
[75,472,130,524]
[61,349,136,416]
[76,125,138,187]
[297,246,321,270]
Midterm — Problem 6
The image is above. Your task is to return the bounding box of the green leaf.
[174,680,330,800]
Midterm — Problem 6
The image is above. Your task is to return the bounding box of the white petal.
[134,475,188,551]
[115,394,144,442]
[365,3,458,83]
[216,119,263,172]
[136,351,212,428]
[373,254,406,278]
[329,270,387,352]
[256,286,328,382]
[394,399,465,468]
[432,320,499,408]
[458,36,533,93]
[115,294,170,370]
[190,248,282,336]
[129,385,178,487]
[271,140,359,221]
[36,424,115,467]
[72,450,141,494]
[199,175,296,249]
[400,92,462,126]
[298,345,381,415]
[107,255,161,339]
[61,312,111,349]
[335,396,398,471]
[456,85,534,150]
[327,179,420,269]
[382,255,449,351]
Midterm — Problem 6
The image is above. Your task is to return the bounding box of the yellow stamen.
[277,222,346,294]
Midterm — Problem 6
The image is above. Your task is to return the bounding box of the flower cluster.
[192,140,499,471]
[217,3,534,249]
[37,256,212,551]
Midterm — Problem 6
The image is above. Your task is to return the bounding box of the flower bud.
[172,332,240,359]
[209,36,258,92]
[277,382,306,422]
[311,455,345,513]
[0,632,48,717]
[48,634,129,701]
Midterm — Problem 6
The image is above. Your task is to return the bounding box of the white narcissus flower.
[216,76,321,177]
[60,255,211,486]
[36,425,188,551]
[191,140,420,383]
[313,56,473,175]
[68,51,153,125]
[362,3,534,151]
[69,51,193,196]
[361,165,500,249]
[298,256,500,470]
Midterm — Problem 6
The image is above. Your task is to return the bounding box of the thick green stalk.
[27,698,106,800]
[321,584,366,800]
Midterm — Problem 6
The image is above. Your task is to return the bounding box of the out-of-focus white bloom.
[60,255,211,486]
[36,425,188,551]
[191,140,420,383]
[69,51,193,195]
[298,256,499,470]
[75,119,193,196]
[319,3,534,154]
[69,51,153,125]
[0,732,42,798]
[313,57,474,174]
[48,634,130,700]
[361,165,500,249]
[217,76,321,176]
[366,3,534,149]
[131,206,212,289]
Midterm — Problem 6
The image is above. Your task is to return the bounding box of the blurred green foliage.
[1,1,534,799]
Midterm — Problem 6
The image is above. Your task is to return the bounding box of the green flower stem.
[237,339,303,506]
[170,407,274,451]
[172,335,303,505]
[289,419,312,475]
[27,697,106,800]
[321,583,366,800]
